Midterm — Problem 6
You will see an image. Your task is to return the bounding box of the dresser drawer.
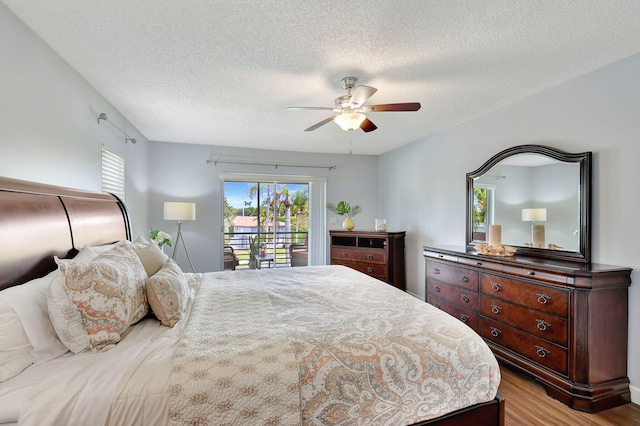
[428,279,479,311]
[428,295,479,332]
[502,264,567,285]
[426,261,479,292]
[423,249,458,262]
[331,247,386,264]
[457,256,503,272]
[481,317,568,375]
[480,295,568,346]
[333,259,387,280]
[480,274,569,318]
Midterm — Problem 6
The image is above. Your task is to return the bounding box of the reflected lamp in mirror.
[522,208,547,248]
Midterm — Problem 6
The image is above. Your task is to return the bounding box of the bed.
[0,176,504,426]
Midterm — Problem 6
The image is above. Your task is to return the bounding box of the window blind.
[101,146,125,200]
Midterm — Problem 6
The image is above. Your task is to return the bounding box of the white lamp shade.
[521,208,547,222]
[334,112,366,131]
[164,202,196,221]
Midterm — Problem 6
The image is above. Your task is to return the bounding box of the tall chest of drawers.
[423,245,632,413]
[330,230,405,290]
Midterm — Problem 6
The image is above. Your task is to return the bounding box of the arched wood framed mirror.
[466,145,592,263]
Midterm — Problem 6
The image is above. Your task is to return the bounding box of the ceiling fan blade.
[304,116,336,132]
[360,118,377,132]
[286,106,334,111]
[364,102,421,112]
[350,85,377,108]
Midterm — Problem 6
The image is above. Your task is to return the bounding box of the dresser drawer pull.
[536,319,551,331]
[434,285,441,292]
[459,314,469,323]
[475,261,482,266]
[367,254,374,260]
[461,275,469,282]
[491,305,502,314]
[342,252,348,257]
[528,271,536,276]
[438,254,444,258]
[490,327,502,337]
[535,345,551,358]
[433,268,441,275]
[491,282,502,291]
[460,294,470,303]
[536,294,551,305]
[366,267,374,273]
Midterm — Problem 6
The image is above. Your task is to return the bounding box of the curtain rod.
[206,159,336,170]
[97,113,137,144]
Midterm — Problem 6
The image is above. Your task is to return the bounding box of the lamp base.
[172,221,195,272]
[532,223,545,248]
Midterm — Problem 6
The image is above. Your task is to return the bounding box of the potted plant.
[248,235,260,269]
[327,201,362,231]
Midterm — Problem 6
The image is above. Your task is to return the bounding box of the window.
[101,146,125,200]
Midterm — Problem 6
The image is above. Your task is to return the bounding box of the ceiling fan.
[286,76,421,133]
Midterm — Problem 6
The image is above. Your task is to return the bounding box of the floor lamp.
[164,202,196,272]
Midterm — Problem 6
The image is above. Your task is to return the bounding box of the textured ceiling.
[4,1,640,155]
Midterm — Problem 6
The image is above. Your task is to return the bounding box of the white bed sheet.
[0,352,73,424]
[15,318,172,425]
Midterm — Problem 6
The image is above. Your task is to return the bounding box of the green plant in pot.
[327,201,362,231]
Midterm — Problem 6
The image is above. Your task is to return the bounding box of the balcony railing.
[223,231,307,269]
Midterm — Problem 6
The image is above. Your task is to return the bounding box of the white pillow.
[0,298,33,382]
[146,259,188,327]
[90,242,119,255]
[51,242,148,352]
[132,236,169,277]
[0,246,101,380]
[0,269,68,366]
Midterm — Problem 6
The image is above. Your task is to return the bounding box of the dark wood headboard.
[0,176,131,291]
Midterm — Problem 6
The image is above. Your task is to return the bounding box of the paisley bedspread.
[169,265,500,426]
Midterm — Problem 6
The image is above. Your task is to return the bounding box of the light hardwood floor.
[498,363,640,425]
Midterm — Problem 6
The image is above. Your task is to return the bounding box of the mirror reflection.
[471,153,581,252]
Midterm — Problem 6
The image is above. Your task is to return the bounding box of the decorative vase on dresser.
[329,230,405,291]
[423,245,631,413]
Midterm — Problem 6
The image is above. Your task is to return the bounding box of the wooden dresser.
[423,245,632,413]
[330,230,405,290]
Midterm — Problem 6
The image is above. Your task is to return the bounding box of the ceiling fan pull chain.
[349,131,353,155]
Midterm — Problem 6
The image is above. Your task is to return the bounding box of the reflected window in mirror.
[472,184,494,242]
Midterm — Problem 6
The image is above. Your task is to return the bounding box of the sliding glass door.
[222,175,325,269]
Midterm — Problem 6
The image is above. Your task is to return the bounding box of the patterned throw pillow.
[146,259,188,327]
[51,242,148,352]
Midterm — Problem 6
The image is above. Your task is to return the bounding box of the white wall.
[379,51,640,403]
[0,4,150,237]
[147,142,378,272]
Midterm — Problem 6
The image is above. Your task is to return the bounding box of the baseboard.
[407,290,423,300]
[631,383,639,405]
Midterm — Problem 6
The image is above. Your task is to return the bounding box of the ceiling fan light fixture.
[334,112,366,131]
